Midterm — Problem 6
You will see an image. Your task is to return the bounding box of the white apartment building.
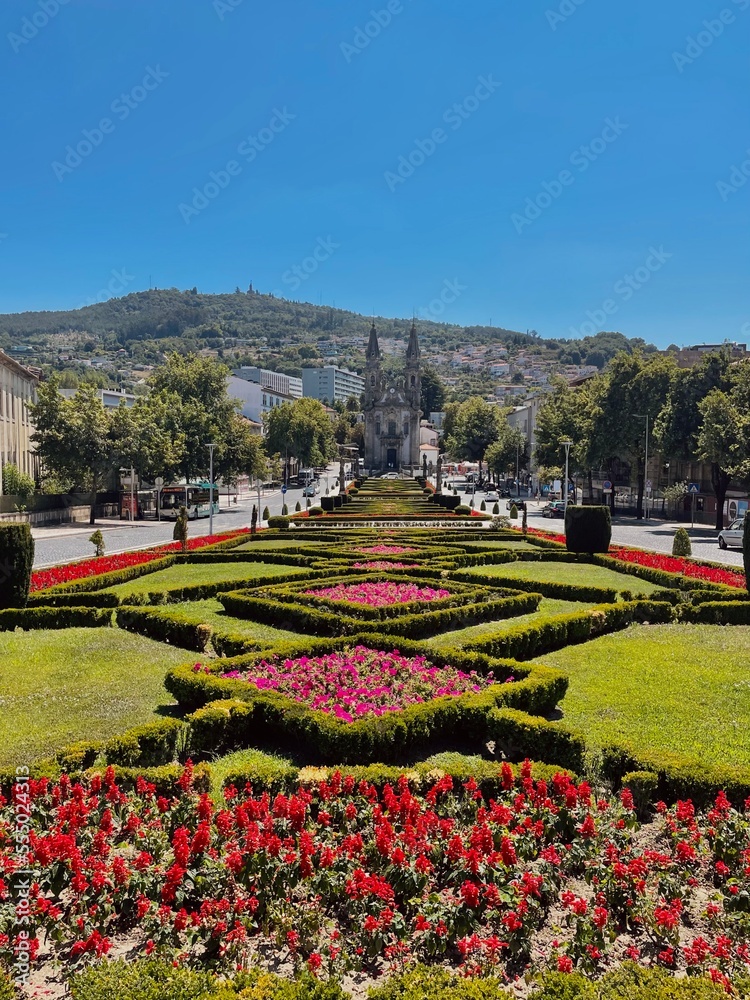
[302,366,365,404]
[232,366,303,398]
[227,376,296,425]
[0,350,39,489]
[59,387,136,409]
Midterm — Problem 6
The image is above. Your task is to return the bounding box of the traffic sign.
[281,485,287,494]
[688,483,700,494]
[603,480,612,490]
[646,479,652,489]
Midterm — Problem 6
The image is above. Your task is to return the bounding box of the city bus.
[160,482,220,520]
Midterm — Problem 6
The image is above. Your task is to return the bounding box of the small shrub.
[309,506,324,517]
[266,515,290,529]
[672,527,692,557]
[622,770,659,819]
[89,529,105,557]
[480,500,486,512]
[564,504,611,554]
[492,502,499,515]
[173,506,189,554]
[455,504,471,516]
[262,506,270,520]
[294,500,301,512]
[1,461,35,502]
[0,522,35,609]
[282,503,289,516]
[509,503,518,519]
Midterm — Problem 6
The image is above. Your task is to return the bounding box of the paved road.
[524,505,744,567]
[31,466,342,568]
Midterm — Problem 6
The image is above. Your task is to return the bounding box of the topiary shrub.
[492,502,499,515]
[622,770,659,820]
[672,527,692,557]
[0,522,34,610]
[480,500,486,512]
[522,506,528,535]
[294,500,301,512]
[173,506,189,553]
[509,503,518,519]
[281,503,288,516]
[564,504,611,554]
[455,504,471,516]
[266,516,290,530]
[262,506,270,520]
[308,506,324,517]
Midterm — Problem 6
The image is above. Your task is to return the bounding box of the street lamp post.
[562,440,573,517]
[206,443,217,536]
[632,414,649,520]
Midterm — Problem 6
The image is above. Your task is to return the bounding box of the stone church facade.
[363,322,422,472]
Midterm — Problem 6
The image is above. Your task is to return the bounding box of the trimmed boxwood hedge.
[487,707,586,773]
[461,600,674,660]
[0,521,34,609]
[218,584,542,639]
[116,606,214,651]
[680,600,750,624]
[451,567,619,604]
[165,633,568,764]
[564,504,611,554]
[591,553,730,592]
[0,605,114,632]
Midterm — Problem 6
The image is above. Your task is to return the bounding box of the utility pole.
[207,443,217,536]
[562,440,573,517]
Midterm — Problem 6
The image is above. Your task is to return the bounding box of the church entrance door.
[386,448,397,469]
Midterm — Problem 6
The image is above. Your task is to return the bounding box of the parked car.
[485,491,500,503]
[718,516,746,549]
[542,501,565,518]
[380,472,399,480]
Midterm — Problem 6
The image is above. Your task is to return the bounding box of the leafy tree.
[173,505,189,553]
[485,423,526,483]
[149,353,241,487]
[420,363,446,416]
[265,397,337,476]
[30,379,117,525]
[588,352,675,518]
[110,396,185,486]
[534,377,593,493]
[1,463,35,501]
[655,353,733,530]
[697,361,750,526]
[215,415,267,487]
[446,397,500,479]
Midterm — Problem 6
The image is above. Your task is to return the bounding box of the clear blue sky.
[1,0,748,346]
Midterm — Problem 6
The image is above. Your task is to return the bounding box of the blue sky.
[1,0,748,347]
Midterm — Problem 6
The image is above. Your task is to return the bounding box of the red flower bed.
[30,529,249,592]
[5,765,750,985]
[609,546,746,590]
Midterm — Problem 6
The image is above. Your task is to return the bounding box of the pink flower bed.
[220,645,495,721]
[30,529,249,592]
[355,544,419,555]
[304,580,452,607]
[351,561,421,571]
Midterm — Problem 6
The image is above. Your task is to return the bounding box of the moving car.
[380,472,399,480]
[302,484,318,497]
[542,501,565,518]
[485,490,500,503]
[507,498,527,511]
[718,516,746,549]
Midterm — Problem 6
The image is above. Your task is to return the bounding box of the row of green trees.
[443,397,527,482]
[533,352,750,529]
[29,354,338,525]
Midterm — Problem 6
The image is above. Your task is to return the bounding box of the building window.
[388,420,396,437]
[410,375,415,386]
[370,375,375,386]
[375,419,381,436]
[403,421,409,437]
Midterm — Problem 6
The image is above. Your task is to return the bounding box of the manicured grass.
[105,560,306,597]
[168,599,301,645]
[425,598,594,649]
[537,624,750,769]
[464,559,661,594]
[0,628,189,767]
[456,539,537,550]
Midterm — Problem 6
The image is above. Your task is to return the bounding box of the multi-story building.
[302,365,365,405]
[59,387,136,409]
[0,350,39,490]
[227,376,296,425]
[666,342,750,369]
[232,366,303,399]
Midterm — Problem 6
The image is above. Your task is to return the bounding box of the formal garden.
[1,479,750,999]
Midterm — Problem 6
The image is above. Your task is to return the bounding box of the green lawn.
[168,599,301,646]
[537,625,750,770]
[0,628,189,767]
[105,561,306,598]
[456,540,538,550]
[464,559,660,594]
[425,599,594,649]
